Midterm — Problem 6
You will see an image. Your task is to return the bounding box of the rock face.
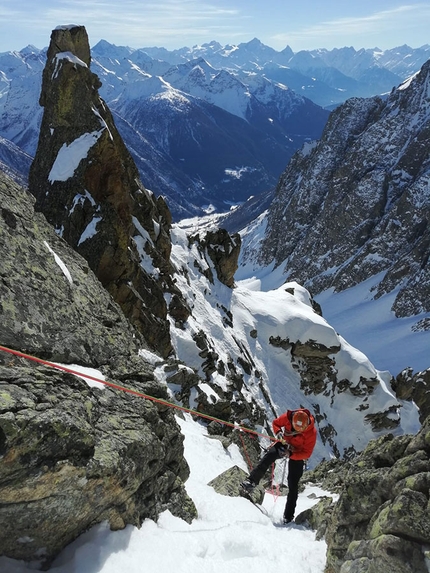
[301,417,430,572]
[0,171,139,365]
[208,464,265,505]
[392,367,430,423]
[28,25,178,358]
[0,364,196,567]
[255,59,430,329]
[189,229,241,287]
[0,169,196,566]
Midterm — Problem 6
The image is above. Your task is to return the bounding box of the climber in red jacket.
[241,408,317,524]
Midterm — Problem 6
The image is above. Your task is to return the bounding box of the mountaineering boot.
[241,478,255,493]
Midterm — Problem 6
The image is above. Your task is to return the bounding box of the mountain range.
[1,38,430,218]
[0,25,429,573]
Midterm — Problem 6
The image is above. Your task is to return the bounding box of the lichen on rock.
[301,418,430,573]
[0,168,197,567]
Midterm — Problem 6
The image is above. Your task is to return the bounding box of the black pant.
[248,443,304,521]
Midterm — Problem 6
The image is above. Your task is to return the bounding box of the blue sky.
[1,0,429,53]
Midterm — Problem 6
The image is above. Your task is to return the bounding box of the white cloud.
[37,0,244,48]
[1,1,429,53]
[271,4,430,50]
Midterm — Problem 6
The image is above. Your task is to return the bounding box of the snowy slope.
[0,414,329,573]
[0,48,44,155]
[162,59,253,120]
[0,136,32,184]
[236,209,430,376]
[165,223,420,465]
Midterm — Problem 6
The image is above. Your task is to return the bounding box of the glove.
[276,431,287,444]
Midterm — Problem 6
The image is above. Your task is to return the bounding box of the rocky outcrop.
[0,169,196,566]
[161,354,269,438]
[189,229,241,287]
[28,25,182,358]
[0,363,196,568]
[267,330,400,457]
[0,169,140,365]
[392,367,430,423]
[300,418,430,572]
[269,336,341,395]
[255,60,430,328]
[208,465,265,505]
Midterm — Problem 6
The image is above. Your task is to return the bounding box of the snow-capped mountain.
[141,38,430,106]
[104,53,328,215]
[237,57,430,375]
[316,44,430,81]
[0,48,44,154]
[0,39,329,218]
[90,45,328,215]
[1,38,429,219]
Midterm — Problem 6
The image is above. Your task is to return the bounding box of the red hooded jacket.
[272,409,317,461]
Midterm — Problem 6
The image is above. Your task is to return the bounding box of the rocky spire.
[29,25,181,357]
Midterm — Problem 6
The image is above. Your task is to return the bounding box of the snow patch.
[78,216,102,246]
[48,130,104,182]
[397,70,420,91]
[43,241,73,285]
[52,51,87,80]
[53,363,106,390]
[223,166,256,180]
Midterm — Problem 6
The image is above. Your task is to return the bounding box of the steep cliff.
[255,60,430,329]
[0,169,196,567]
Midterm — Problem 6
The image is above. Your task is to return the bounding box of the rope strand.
[0,344,277,443]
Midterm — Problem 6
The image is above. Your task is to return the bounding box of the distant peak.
[202,40,222,49]
[91,39,114,55]
[20,44,41,55]
[93,39,112,48]
[246,38,264,47]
